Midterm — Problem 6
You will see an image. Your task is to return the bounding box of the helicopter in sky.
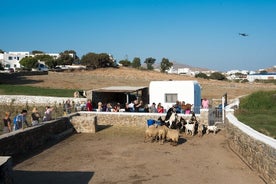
[239,33,249,37]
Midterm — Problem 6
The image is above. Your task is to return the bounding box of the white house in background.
[166,66,178,74]
[178,68,194,76]
[1,51,60,70]
[2,52,30,69]
[0,53,4,62]
[247,73,276,82]
[149,80,202,114]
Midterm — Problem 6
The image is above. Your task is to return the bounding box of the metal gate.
[208,95,227,125]
[208,107,223,125]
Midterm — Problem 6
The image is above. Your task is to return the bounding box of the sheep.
[157,125,168,145]
[206,125,218,134]
[164,126,179,146]
[144,125,159,143]
[197,123,205,137]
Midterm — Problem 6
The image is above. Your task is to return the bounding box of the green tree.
[19,56,38,69]
[119,59,131,67]
[132,57,141,68]
[0,49,4,54]
[80,52,114,69]
[195,72,209,79]
[63,50,80,64]
[98,53,114,67]
[56,52,74,65]
[31,50,44,55]
[144,57,156,70]
[35,54,56,69]
[160,58,173,72]
[209,72,226,80]
[81,52,98,68]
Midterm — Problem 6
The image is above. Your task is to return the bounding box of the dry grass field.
[4,67,276,100]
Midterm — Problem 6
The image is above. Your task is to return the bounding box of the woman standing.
[3,112,12,133]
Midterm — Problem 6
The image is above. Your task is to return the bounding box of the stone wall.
[0,115,76,158]
[78,111,199,127]
[225,112,276,184]
[71,114,97,133]
[0,95,85,106]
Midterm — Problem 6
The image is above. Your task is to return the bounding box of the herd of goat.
[144,108,219,146]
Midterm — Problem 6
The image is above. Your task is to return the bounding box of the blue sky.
[1,0,275,71]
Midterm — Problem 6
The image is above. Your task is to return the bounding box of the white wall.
[149,80,201,113]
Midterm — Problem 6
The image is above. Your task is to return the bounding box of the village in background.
[0,50,276,83]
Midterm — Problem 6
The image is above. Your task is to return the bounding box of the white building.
[178,68,192,75]
[2,52,30,69]
[247,73,276,82]
[1,51,60,70]
[149,80,202,114]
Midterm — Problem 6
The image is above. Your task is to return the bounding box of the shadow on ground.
[96,124,113,132]
[13,170,94,184]
[0,73,44,85]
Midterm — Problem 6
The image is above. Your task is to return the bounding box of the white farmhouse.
[247,73,276,82]
[1,51,61,70]
[2,52,30,69]
[149,80,202,114]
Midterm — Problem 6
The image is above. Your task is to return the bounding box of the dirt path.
[13,126,264,184]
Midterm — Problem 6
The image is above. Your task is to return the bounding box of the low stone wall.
[71,114,97,133]
[0,115,76,158]
[225,112,276,184]
[0,95,85,106]
[78,111,198,127]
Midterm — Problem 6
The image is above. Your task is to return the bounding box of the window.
[165,93,178,103]
[8,56,13,60]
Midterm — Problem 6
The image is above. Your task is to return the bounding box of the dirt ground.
[13,125,265,184]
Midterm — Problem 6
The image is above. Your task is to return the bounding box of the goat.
[164,108,178,129]
[206,125,218,134]
[185,122,196,136]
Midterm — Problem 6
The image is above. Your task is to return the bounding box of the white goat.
[185,123,195,136]
[206,125,218,134]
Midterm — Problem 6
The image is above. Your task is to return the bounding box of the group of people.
[65,97,210,114]
[81,99,208,114]
[2,106,53,134]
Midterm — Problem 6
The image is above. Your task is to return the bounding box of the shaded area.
[13,170,94,184]
[0,73,45,85]
[12,129,75,166]
[178,137,187,145]
[96,124,113,132]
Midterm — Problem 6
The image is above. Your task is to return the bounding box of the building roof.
[92,86,148,93]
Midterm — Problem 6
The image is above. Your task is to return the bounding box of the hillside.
[1,67,276,100]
